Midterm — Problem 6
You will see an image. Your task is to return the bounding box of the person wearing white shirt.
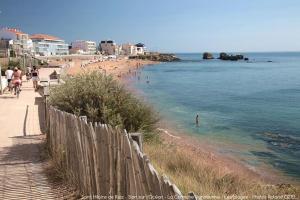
[5,67,13,91]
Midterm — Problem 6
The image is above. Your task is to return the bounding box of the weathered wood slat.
[89,122,101,195]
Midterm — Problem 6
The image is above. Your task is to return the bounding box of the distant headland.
[129,52,181,62]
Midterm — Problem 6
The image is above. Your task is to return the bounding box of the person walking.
[5,67,13,91]
[26,66,32,80]
[31,66,39,90]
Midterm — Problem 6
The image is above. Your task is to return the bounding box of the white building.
[99,40,119,55]
[121,43,137,56]
[71,40,96,55]
[0,28,34,56]
[30,34,69,56]
[0,39,10,57]
[135,43,146,55]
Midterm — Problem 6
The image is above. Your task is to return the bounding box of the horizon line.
[165,50,300,54]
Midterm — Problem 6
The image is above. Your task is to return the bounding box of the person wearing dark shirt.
[31,66,39,90]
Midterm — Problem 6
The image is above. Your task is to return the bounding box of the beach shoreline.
[54,56,299,187]
[154,119,291,184]
[65,57,159,78]
[114,59,300,186]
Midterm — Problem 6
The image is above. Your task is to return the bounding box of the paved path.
[0,68,77,199]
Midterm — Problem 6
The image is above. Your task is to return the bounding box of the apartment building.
[30,34,69,56]
[71,40,97,54]
[99,40,119,55]
[121,43,138,56]
[0,28,34,56]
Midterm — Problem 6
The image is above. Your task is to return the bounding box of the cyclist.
[12,67,22,95]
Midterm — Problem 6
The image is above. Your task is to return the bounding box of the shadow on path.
[0,136,78,199]
[0,139,43,165]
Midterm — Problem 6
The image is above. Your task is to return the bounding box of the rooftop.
[73,40,95,43]
[30,34,61,41]
[135,43,145,47]
[2,28,26,35]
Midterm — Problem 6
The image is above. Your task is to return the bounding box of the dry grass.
[144,141,300,198]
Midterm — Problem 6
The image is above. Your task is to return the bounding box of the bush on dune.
[49,72,159,137]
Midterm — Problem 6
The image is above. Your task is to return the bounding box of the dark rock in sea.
[219,52,228,60]
[203,52,214,59]
[218,52,245,61]
[236,54,244,59]
[268,60,272,62]
[244,57,249,61]
[129,53,180,62]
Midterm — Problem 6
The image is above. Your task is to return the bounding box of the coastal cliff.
[129,53,180,62]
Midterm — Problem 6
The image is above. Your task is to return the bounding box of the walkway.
[0,68,77,199]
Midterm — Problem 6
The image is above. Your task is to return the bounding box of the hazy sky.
[1,0,300,52]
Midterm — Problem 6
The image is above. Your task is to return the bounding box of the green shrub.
[49,72,159,135]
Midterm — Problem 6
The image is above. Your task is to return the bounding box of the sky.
[1,0,300,53]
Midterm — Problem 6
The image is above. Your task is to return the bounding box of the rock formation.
[218,52,245,61]
[203,52,214,59]
[129,53,180,62]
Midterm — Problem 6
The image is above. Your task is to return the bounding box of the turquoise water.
[131,52,300,181]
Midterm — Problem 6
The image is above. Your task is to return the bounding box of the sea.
[130,52,300,182]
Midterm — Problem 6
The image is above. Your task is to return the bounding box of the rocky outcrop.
[203,52,214,59]
[219,52,244,61]
[129,53,180,62]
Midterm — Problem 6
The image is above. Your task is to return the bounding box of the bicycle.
[14,82,21,98]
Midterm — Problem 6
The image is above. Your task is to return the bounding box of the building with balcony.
[71,40,96,55]
[30,34,69,56]
[135,43,146,55]
[0,28,34,56]
[0,39,10,57]
[121,43,138,56]
[99,40,119,55]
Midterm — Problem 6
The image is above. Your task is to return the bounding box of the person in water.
[196,114,199,126]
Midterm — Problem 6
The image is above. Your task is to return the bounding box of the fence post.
[0,64,3,95]
[79,116,88,123]
[129,133,143,151]
[188,192,198,200]
[43,87,49,135]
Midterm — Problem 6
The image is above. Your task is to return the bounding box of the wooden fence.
[47,106,183,199]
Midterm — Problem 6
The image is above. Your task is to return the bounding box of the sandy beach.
[64,57,158,78]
